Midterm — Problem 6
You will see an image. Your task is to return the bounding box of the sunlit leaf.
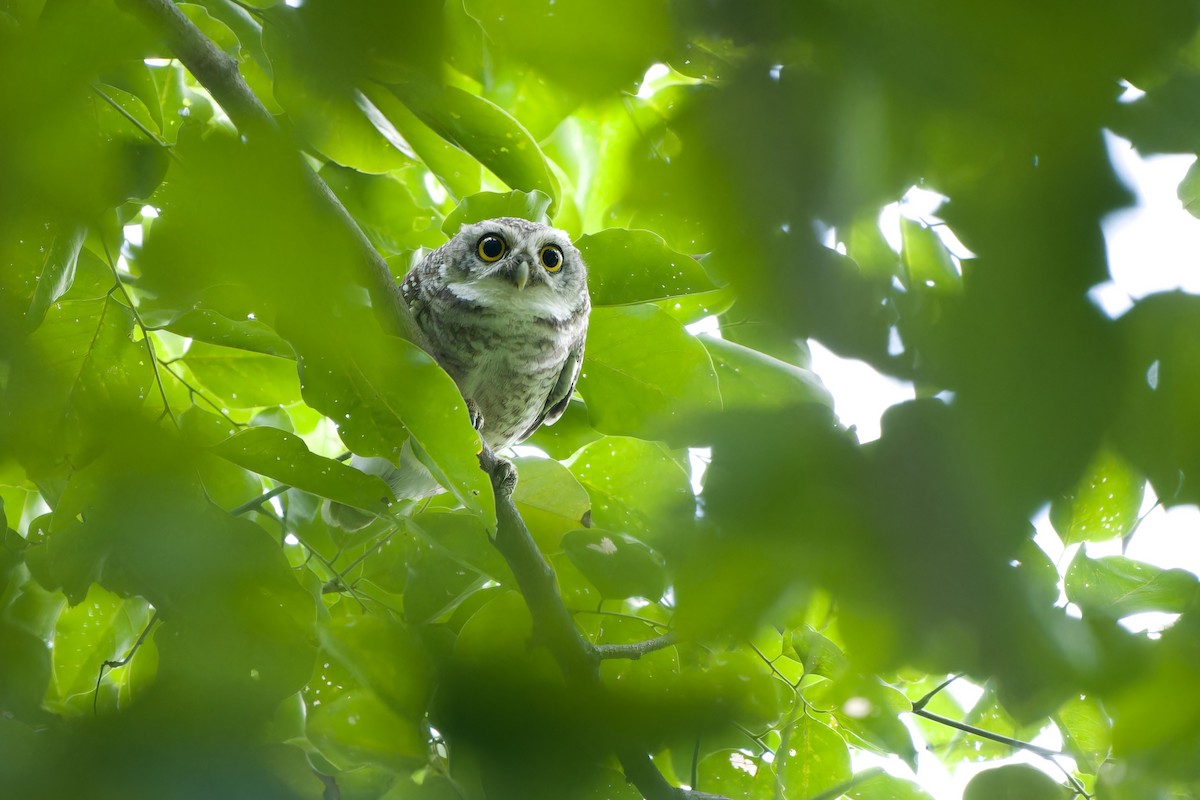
[562,529,666,600]
[576,305,721,445]
[963,764,1071,800]
[1050,447,1145,544]
[441,189,552,234]
[210,427,392,512]
[1065,552,1200,618]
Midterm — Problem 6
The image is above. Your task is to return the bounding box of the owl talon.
[478,445,518,497]
[466,398,485,432]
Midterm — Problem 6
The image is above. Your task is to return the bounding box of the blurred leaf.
[576,305,721,444]
[292,331,494,529]
[562,529,667,600]
[1065,552,1200,618]
[44,583,152,717]
[697,750,774,800]
[210,427,392,512]
[403,551,485,625]
[962,764,1070,800]
[23,220,86,333]
[1053,694,1111,774]
[511,456,590,549]
[317,615,434,720]
[463,0,670,99]
[776,715,851,799]
[1050,447,1145,544]
[307,688,427,770]
[577,228,719,307]
[183,341,302,409]
[900,217,961,293]
[700,334,832,412]
[154,309,294,356]
[388,80,560,211]
[321,164,442,254]
[567,437,693,545]
[441,189,552,234]
[847,771,935,800]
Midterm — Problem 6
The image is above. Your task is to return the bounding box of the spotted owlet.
[329,218,588,528]
[401,217,590,450]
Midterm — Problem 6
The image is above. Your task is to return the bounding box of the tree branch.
[595,632,678,661]
[118,0,430,351]
[480,448,728,800]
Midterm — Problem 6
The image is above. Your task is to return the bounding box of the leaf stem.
[911,707,1067,759]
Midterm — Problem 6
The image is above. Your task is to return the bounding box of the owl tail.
[323,439,443,530]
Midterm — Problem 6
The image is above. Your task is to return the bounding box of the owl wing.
[517,333,586,442]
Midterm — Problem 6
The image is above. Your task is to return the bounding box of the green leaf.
[321,164,442,254]
[847,772,935,800]
[317,615,434,720]
[805,675,917,767]
[1179,157,1200,219]
[900,217,961,292]
[576,228,719,307]
[361,81,482,201]
[1064,552,1200,618]
[963,765,1070,800]
[567,437,693,545]
[402,551,486,625]
[44,583,153,717]
[307,688,427,770]
[463,0,671,99]
[697,750,774,800]
[155,309,294,357]
[700,334,833,412]
[1050,447,1145,544]
[388,80,560,211]
[511,456,591,549]
[576,305,721,444]
[210,427,392,512]
[775,715,852,799]
[441,189,552,235]
[264,24,413,174]
[183,340,302,409]
[293,332,495,529]
[1053,694,1111,774]
[562,529,667,600]
[6,293,153,473]
[24,220,86,333]
[793,626,850,679]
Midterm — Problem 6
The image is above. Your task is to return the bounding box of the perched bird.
[328,218,589,528]
[401,217,590,450]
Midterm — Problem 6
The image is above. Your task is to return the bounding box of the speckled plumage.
[401,217,590,450]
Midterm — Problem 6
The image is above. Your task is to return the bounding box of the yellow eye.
[477,234,507,262]
[540,245,564,273]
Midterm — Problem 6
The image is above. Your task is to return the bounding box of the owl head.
[441,217,588,305]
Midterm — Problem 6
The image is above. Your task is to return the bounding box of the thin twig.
[912,673,964,711]
[90,82,181,161]
[101,239,179,429]
[911,707,1067,759]
[156,358,245,429]
[94,611,161,715]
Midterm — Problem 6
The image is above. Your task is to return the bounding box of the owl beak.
[513,260,530,291]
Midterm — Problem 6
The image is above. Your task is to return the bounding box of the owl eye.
[477,234,507,263]
[539,245,565,273]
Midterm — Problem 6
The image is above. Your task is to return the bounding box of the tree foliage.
[3,0,1200,798]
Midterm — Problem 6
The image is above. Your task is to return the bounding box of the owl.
[401,217,590,451]
[330,218,588,529]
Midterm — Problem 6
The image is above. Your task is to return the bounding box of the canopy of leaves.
[2,0,1200,799]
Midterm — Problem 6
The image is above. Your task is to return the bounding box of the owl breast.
[413,280,584,450]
